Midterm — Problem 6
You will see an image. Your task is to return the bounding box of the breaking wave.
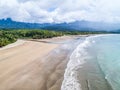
[61,36,96,90]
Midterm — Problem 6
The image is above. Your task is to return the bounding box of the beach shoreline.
[0,35,82,90]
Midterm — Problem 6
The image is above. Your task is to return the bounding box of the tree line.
[0,29,108,47]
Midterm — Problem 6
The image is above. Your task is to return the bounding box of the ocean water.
[61,34,120,90]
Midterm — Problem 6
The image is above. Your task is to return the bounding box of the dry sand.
[0,38,68,90]
[28,35,88,43]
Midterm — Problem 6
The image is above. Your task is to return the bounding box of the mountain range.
[0,18,120,32]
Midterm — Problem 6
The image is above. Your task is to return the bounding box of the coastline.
[0,35,82,90]
[0,35,112,90]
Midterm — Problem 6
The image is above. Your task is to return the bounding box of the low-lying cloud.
[0,0,120,23]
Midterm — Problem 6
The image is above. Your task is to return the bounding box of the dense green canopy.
[0,29,107,47]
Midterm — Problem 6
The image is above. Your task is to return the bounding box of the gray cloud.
[0,0,120,23]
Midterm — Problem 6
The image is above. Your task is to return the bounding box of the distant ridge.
[0,18,44,29]
[0,18,120,31]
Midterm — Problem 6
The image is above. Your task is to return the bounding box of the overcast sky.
[0,0,120,23]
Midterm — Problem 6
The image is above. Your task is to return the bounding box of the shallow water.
[62,34,120,90]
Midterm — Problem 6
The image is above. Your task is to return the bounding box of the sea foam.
[61,36,94,90]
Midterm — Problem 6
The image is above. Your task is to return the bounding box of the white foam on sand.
[0,39,25,51]
[61,36,95,90]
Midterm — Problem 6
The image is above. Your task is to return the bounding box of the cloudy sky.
[0,0,120,23]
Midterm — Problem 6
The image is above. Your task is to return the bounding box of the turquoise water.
[62,34,120,90]
[94,34,120,90]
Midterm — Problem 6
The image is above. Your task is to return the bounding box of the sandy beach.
[0,38,63,90]
[0,34,112,90]
[0,36,79,90]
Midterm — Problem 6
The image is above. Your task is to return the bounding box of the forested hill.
[1,18,120,31]
[0,18,44,29]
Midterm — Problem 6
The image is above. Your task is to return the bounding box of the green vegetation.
[0,29,108,47]
[0,31,17,47]
[0,30,63,47]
